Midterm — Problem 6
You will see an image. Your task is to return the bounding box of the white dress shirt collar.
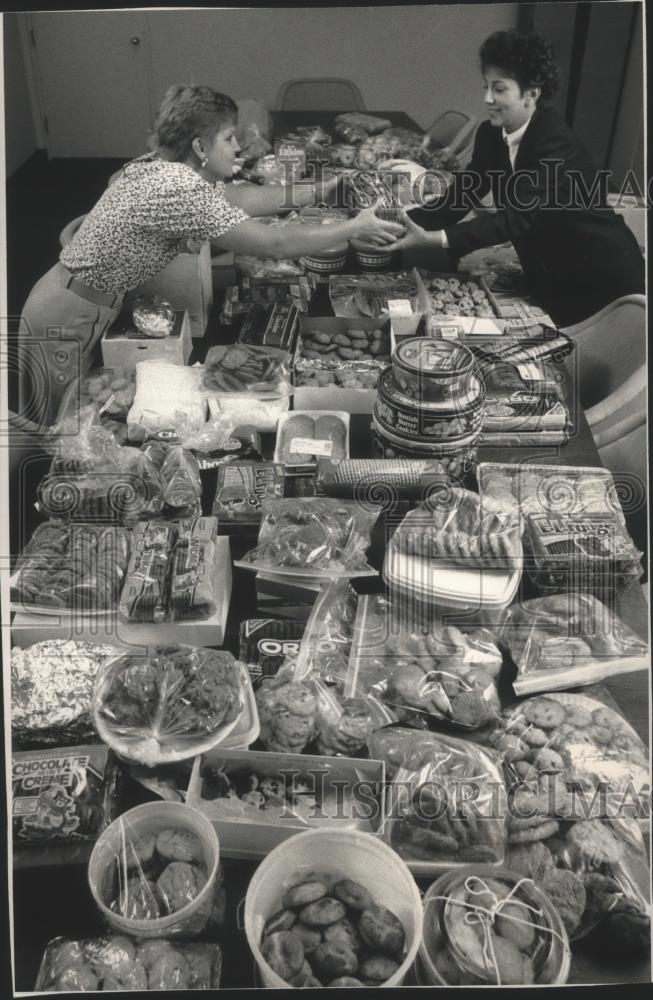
[502,113,535,168]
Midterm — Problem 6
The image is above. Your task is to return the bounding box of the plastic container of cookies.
[274,410,350,474]
[244,828,423,988]
[88,802,220,940]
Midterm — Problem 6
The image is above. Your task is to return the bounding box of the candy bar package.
[168,517,219,621]
[119,520,175,623]
[237,301,300,352]
[505,816,651,949]
[94,646,245,766]
[367,726,507,873]
[347,594,503,729]
[388,488,520,570]
[35,935,222,990]
[488,690,649,814]
[238,618,306,687]
[524,512,643,598]
[212,463,285,527]
[11,640,117,749]
[236,498,380,579]
[500,593,649,694]
[12,745,121,867]
[10,521,130,611]
[315,457,448,501]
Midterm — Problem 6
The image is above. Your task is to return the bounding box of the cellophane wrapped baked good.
[128,362,208,440]
[35,936,222,991]
[94,647,245,766]
[12,745,121,866]
[315,458,448,501]
[346,594,502,729]
[500,592,649,694]
[140,441,202,518]
[334,112,393,136]
[367,726,507,872]
[388,488,520,570]
[505,816,651,948]
[328,272,421,319]
[40,407,164,521]
[203,344,292,432]
[10,521,130,610]
[11,641,117,749]
[168,517,219,621]
[488,690,650,817]
[57,367,136,422]
[236,498,380,578]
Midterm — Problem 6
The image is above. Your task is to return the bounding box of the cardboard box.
[293,385,376,414]
[129,242,213,339]
[211,251,237,290]
[11,537,231,650]
[101,309,192,368]
[188,749,385,859]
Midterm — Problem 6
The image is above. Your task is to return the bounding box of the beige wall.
[146,5,518,130]
[3,12,39,176]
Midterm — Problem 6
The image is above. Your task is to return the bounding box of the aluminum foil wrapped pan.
[131,295,175,338]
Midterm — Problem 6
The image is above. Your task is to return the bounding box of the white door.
[30,10,153,158]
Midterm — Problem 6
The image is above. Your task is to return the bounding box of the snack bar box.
[101,308,192,368]
[11,537,232,649]
[128,241,213,339]
[187,748,385,860]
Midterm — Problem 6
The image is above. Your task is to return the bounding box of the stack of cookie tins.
[372,337,485,479]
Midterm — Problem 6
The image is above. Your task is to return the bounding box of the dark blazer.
[411,106,644,324]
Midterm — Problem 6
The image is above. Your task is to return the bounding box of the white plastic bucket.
[88,802,219,939]
[244,828,423,988]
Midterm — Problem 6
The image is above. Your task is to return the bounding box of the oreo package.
[239,618,306,686]
[212,462,285,527]
[12,745,121,866]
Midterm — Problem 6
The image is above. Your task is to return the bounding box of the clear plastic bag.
[140,442,202,517]
[10,522,131,611]
[389,488,520,570]
[57,366,136,422]
[489,689,650,813]
[255,666,319,754]
[236,498,381,578]
[505,817,651,948]
[500,593,649,695]
[35,935,222,991]
[202,344,290,395]
[347,594,502,729]
[94,646,245,766]
[367,726,507,871]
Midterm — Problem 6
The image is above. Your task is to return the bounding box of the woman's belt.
[57,264,123,308]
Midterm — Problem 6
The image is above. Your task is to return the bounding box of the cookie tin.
[371,419,478,481]
[349,237,394,271]
[375,368,485,443]
[392,337,478,404]
[301,243,349,276]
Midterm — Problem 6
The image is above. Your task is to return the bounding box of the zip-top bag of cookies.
[504,816,651,949]
[488,690,649,815]
[35,935,222,992]
[367,726,507,875]
[387,488,521,570]
[346,594,503,730]
[500,592,648,695]
[94,646,247,766]
[235,497,380,579]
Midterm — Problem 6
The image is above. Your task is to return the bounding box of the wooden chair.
[277,78,365,111]
[561,294,646,427]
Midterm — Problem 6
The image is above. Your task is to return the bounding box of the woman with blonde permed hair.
[391,31,644,325]
[19,84,402,423]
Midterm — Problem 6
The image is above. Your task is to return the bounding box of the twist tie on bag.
[426,875,570,986]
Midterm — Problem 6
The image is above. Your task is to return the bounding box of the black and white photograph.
[1,1,649,993]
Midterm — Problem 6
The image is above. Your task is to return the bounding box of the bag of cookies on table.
[346,594,503,729]
[35,935,222,990]
[505,815,651,950]
[500,592,648,695]
[367,726,507,873]
[236,498,381,579]
[488,689,649,819]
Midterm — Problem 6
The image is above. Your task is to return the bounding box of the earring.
[200,155,208,168]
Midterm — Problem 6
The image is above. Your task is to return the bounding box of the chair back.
[598,419,648,561]
[562,295,646,411]
[59,214,87,249]
[277,78,365,111]
[425,110,476,154]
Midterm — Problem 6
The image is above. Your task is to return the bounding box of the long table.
[11,119,650,989]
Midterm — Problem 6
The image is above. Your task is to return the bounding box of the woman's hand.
[352,204,406,245]
[383,212,443,252]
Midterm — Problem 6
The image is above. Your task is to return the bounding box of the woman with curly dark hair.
[393,30,644,325]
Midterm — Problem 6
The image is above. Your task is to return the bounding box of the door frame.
[15,13,49,157]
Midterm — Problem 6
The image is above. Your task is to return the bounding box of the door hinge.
[30,28,36,47]
[43,117,49,134]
